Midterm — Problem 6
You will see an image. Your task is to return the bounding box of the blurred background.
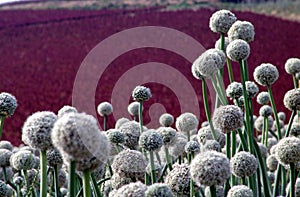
[0,0,299,145]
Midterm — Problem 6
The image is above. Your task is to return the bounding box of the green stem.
[83,169,91,197]
[227,57,234,83]
[139,101,144,134]
[242,59,249,81]
[239,60,255,154]
[293,74,298,89]
[231,131,237,157]
[149,151,156,184]
[216,72,229,105]
[103,115,107,131]
[237,128,249,151]
[263,116,269,146]
[220,33,225,52]
[91,172,103,197]
[0,116,5,140]
[106,159,113,177]
[53,165,60,197]
[190,178,195,197]
[272,165,281,197]
[267,85,282,139]
[281,168,287,196]
[226,133,231,159]
[209,185,216,197]
[211,77,227,105]
[2,167,7,182]
[202,80,217,139]
[40,150,47,197]
[290,163,296,197]
[285,109,297,137]
[164,146,172,171]
[68,161,76,197]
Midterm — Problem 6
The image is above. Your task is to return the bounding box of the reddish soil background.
[0,8,299,145]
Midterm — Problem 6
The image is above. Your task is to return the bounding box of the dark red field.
[0,8,299,145]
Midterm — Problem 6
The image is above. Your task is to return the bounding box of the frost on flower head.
[175,112,198,133]
[139,129,163,151]
[226,81,243,99]
[230,151,258,177]
[190,151,230,186]
[157,127,177,146]
[0,92,17,117]
[10,150,35,171]
[257,91,270,105]
[285,58,300,75]
[212,105,243,133]
[22,111,57,151]
[132,86,152,102]
[253,63,279,86]
[119,121,140,149]
[259,105,272,117]
[283,88,300,111]
[245,81,259,99]
[228,20,255,43]
[226,39,250,62]
[275,136,300,165]
[97,101,113,116]
[209,9,237,34]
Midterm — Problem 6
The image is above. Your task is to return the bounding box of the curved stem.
[202,80,217,139]
[40,150,47,197]
[285,109,297,137]
[83,169,91,197]
[211,77,227,105]
[267,85,282,139]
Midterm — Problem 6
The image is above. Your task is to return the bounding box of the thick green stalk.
[2,167,7,182]
[139,101,144,134]
[83,169,91,197]
[285,109,297,137]
[263,116,269,146]
[226,133,231,159]
[237,128,249,152]
[220,33,225,51]
[164,146,172,171]
[227,58,234,83]
[0,116,5,140]
[239,61,255,154]
[293,74,298,89]
[290,163,296,197]
[242,60,249,81]
[231,131,237,186]
[103,115,107,131]
[68,161,76,197]
[211,77,227,105]
[53,165,60,197]
[91,172,103,197]
[272,165,281,197]
[267,85,282,139]
[149,151,156,184]
[40,150,47,197]
[210,185,216,197]
[202,80,217,139]
[216,72,229,104]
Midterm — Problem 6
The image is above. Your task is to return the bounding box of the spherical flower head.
[119,121,140,149]
[258,142,268,158]
[266,154,278,171]
[169,135,188,158]
[201,140,221,152]
[157,127,176,145]
[10,150,35,170]
[0,92,17,117]
[226,82,243,99]
[191,62,204,80]
[190,151,230,186]
[285,58,300,75]
[275,136,300,165]
[237,96,245,107]
[97,101,113,116]
[115,182,147,197]
[192,50,224,79]
[175,112,198,132]
[63,152,103,172]
[284,88,300,111]
[259,105,272,117]
[278,112,286,121]
[57,105,77,118]
[205,186,224,197]
[145,183,173,197]
[257,91,270,105]
[127,102,140,116]
[132,86,152,102]
[0,180,8,197]
[197,127,225,148]
[209,9,237,33]
[13,176,24,186]
[230,151,258,177]
[107,129,125,144]
[254,63,279,86]
[111,173,131,190]
[51,112,110,162]
[159,113,174,127]
[213,105,243,133]
[165,163,192,195]
[290,123,300,137]
[215,37,229,51]
[46,148,63,167]
[0,167,13,182]
[112,149,147,180]
[206,48,226,67]
[184,140,200,154]
[226,39,250,62]
[228,20,255,43]
[146,161,162,179]
[0,141,13,151]
[115,117,130,129]
[246,81,259,99]
[227,185,253,197]
[139,129,163,151]
[22,111,57,151]
[0,149,13,167]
